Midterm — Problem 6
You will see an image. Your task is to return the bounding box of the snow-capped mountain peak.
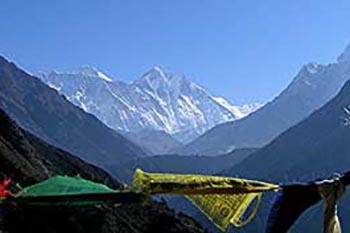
[212,97,262,118]
[37,66,260,143]
[39,65,113,83]
[77,65,113,82]
[139,66,167,81]
[150,65,165,75]
[136,66,170,92]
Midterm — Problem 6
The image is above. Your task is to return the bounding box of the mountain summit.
[77,65,113,82]
[38,66,260,143]
[177,44,350,155]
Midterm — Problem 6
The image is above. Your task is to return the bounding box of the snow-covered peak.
[143,66,167,81]
[39,65,113,83]
[212,97,262,118]
[238,103,264,117]
[137,66,168,89]
[77,65,113,82]
[136,67,195,94]
[151,66,165,74]
[37,65,260,143]
[212,97,242,116]
[337,42,350,63]
[78,65,100,76]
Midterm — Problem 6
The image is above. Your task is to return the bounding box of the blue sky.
[1,0,350,104]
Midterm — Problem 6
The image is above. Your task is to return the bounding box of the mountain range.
[37,66,260,145]
[225,66,350,181]
[2,40,350,232]
[166,74,350,232]
[218,66,350,232]
[177,44,350,155]
[0,55,146,173]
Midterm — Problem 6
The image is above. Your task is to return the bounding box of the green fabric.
[0,175,148,206]
[16,175,118,198]
[9,175,121,206]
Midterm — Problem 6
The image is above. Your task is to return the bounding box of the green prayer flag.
[1,175,144,206]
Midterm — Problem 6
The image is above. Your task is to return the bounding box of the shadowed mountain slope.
[220,79,350,232]
[0,107,205,233]
[0,55,146,171]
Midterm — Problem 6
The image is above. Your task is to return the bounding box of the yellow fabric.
[317,179,345,233]
[132,169,280,231]
[187,192,261,231]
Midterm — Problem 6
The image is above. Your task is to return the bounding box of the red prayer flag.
[0,178,12,199]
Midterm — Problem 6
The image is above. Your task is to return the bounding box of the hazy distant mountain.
[0,55,146,171]
[37,66,260,144]
[114,148,257,183]
[220,77,350,232]
[225,75,350,181]
[124,129,182,155]
[177,44,350,155]
[0,107,204,233]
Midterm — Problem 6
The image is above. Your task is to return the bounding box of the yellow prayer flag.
[132,169,279,231]
[188,193,261,231]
